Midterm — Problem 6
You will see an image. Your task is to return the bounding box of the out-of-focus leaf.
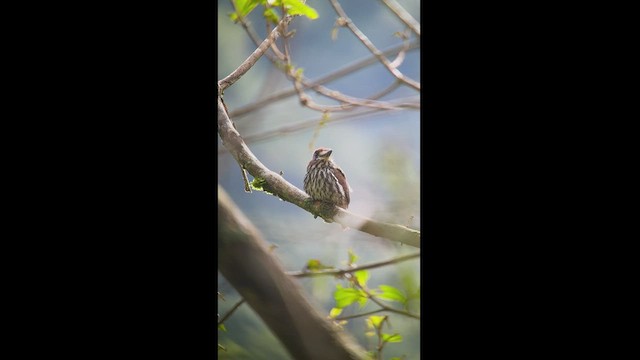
[264,8,280,24]
[354,270,369,287]
[357,290,368,308]
[329,307,342,318]
[382,333,403,343]
[377,285,407,304]
[306,259,333,271]
[367,315,386,329]
[348,249,358,265]
[236,0,261,17]
[334,286,361,308]
[282,0,319,19]
[306,259,321,271]
[218,323,227,332]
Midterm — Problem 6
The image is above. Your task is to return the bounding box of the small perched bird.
[304,147,351,209]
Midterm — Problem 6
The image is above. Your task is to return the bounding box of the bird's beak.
[325,150,333,157]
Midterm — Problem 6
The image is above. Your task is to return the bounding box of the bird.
[303,147,351,209]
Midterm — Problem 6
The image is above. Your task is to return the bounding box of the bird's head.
[312,147,333,161]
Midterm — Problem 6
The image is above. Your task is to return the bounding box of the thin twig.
[380,0,421,36]
[328,0,420,91]
[354,281,420,320]
[219,15,292,92]
[335,309,387,321]
[229,14,420,118]
[287,252,420,278]
[220,252,420,324]
[228,42,419,119]
[278,13,395,113]
[217,298,246,326]
[219,96,418,152]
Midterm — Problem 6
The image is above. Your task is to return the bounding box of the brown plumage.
[303,147,351,209]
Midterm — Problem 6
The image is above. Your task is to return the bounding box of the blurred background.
[218,0,420,358]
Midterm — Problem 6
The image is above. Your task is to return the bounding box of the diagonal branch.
[380,0,421,37]
[287,252,420,278]
[329,0,420,91]
[219,15,293,92]
[218,95,420,154]
[235,11,412,113]
[217,298,246,326]
[228,38,420,119]
[217,94,420,248]
[218,186,369,359]
[352,279,420,320]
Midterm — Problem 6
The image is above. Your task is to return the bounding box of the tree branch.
[287,252,420,278]
[380,0,421,37]
[217,298,246,326]
[217,94,420,248]
[335,309,387,321]
[219,98,418,153]
[353,280,420,320]
[219,15,292,92]
[218,185,369,359]
[228,41,420,119]
[329,0,420,91]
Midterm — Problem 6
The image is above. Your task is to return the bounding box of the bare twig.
[381,0,421,36]
[365,293,420,320]
[219,15,292,92]
[287,252,420,278]
[276,10,401,112]
[335,309,387,321]
[229,42,419,119]
[328,0,420,91]
[219,103,417,154]
[231,17,420,117]
[217,95,420,248]
[293,77,405,112]
[217,298,246,326]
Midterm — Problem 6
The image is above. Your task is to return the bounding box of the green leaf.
[250,177,266,191]
[382,333,403,343]
[354,270,369,287]
[282,0,319,19]
[377,285,407,304]
[218,323,227,332]
[367,315,386,329]
[334,286,362,308]
[306,259,321,271]
[348,249,358,265]
[263,8,280,24]
[306,259,333,271]
[236,0,261,17]
[357,290,368,308]
[329,307,342,318]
